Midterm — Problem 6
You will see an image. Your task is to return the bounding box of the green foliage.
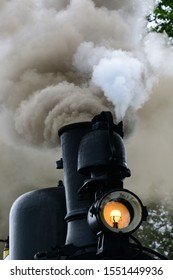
[147,0,173,41]
[135,195,173,259]
[146,1,173,256]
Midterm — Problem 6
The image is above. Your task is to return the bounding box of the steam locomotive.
[1,111,167,260]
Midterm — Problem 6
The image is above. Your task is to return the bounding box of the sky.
[0,0,173,241]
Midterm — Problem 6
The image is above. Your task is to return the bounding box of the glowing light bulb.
[110,209,121,228]
[103,201,130,229]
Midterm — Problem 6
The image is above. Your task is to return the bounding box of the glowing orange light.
[103,201,131,229]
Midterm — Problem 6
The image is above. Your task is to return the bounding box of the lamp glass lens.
[103,201,130,229]
[98,190,143,233]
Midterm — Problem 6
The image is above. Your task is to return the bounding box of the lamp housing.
[88,189,147,235]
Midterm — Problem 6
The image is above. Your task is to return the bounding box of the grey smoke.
[0,0,173,239]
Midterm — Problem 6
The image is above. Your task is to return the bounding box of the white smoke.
[0,0,173,240]
[73,42,154,121]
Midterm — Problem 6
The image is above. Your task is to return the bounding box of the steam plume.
[0,0,173,239]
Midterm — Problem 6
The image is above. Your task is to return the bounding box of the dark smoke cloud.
[1,0,148,148]
[0,0,173,238]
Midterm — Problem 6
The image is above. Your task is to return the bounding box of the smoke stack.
[58,122,97,253]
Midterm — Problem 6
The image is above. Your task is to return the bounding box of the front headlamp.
[88,189,147,235]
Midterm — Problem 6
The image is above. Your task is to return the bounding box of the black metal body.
[5,111,167,260]
[9,185,66,260]
[58,123,97,252]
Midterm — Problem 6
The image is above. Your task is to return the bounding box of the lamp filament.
[110,210,121,228]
